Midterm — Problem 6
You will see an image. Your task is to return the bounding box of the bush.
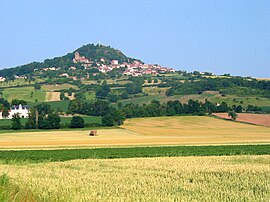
[70,116,85,128]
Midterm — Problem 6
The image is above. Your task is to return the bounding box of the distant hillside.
[0,44,139,78]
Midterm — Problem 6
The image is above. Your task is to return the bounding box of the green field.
[0,144,269,163]
[0,116,101,128]
[28,100,70,112]
[209,95,270,107]
[2,86,46,103]
[0,78,44,88]
[119,92,218,106]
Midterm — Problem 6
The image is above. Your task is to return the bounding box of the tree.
[95,80,111,99]
[60,92,69,101]
[34,84,41,90]
[102,114,115,126]
[11,99,27,106]
[107,93,118,103]
[228,111,238,121]
[2,108,9,118]
[70,116,85,128]
[11,113,22,130]
[112,110,126,126]
[45,113,61,129]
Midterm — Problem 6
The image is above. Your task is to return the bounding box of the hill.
[0,43,269,117]
[0,44,139,78]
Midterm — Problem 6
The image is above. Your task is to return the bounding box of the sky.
[0,0,269,77]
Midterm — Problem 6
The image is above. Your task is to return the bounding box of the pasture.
[209,95,270,108]
[0,116,270,148]
[41,84,78,91]
[0,116,101,130]
[2,86,46,103]
[0,155,269,201]
[119,92,216,106]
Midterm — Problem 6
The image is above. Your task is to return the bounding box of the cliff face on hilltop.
[0,44,139,78]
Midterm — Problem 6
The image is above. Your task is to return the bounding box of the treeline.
[165,77,270,98]
[118,100,231,118]
[68,99,125,126]
[68,97,261,121]
[118,99,263,118]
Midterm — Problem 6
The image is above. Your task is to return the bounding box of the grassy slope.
[209,95,270,107]
[2,86,46,103]
[28,100,71,112]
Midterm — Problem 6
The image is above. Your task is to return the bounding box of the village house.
[59,73,69,78]
[69,66,77,70]
[111,60,119,66]
[0,77,6,82]
[0,104,30,119]
[73,52,92,64]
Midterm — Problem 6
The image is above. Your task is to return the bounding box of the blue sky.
[0,0,269,77]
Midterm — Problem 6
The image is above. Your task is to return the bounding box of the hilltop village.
[41,52,175,80]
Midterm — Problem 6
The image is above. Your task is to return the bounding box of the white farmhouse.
[0,104,30,119]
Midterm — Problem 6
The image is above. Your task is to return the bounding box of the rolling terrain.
[0,116,269,148]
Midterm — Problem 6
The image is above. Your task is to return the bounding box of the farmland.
[0,116,270,148]
[0,115,101,130]
[2,86,46,103]
[213,113,270,127]
[0,155,269,201]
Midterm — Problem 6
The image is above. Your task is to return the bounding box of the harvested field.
[45,92,60,101]
[213,113,270,127]
[0,155,269,201]
[0,116,270,148]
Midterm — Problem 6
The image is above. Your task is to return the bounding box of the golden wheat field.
[0,155,269,201]
[0,116,270,148]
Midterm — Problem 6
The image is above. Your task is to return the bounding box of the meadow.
[209,95,270,108]
[0,155,269,201]
[0,115,101,130]
[0,116,270,148]
[2,86,46,103]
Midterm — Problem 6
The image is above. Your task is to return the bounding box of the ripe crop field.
[213,113,270,127]
[122,116,270,144]
[0,155,269,201]
[0,116,270,148]
[45,91,61,101]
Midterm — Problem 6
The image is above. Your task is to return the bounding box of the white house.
[0,104,30,119]
[0,77,6,82]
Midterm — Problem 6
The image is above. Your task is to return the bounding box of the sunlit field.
[0,155,269,201]
[0,116,270,148]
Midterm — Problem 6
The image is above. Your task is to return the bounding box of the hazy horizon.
[0,0,269,77]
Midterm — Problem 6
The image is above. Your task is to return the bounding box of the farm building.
[0,104,30,119]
